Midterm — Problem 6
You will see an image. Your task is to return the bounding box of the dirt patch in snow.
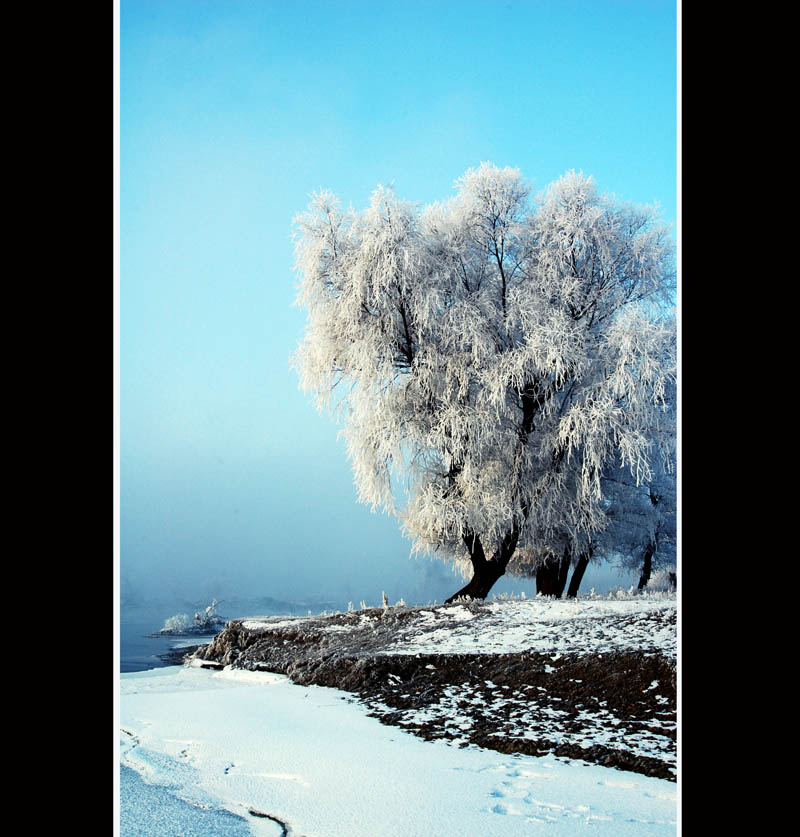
[189,600,676,781]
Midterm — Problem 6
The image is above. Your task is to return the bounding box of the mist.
[120,430,631,628]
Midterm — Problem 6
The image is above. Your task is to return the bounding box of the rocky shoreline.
[188,599,677,782]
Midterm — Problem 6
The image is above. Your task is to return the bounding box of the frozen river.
[120,763,255,836]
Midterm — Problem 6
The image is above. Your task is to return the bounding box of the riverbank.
[119,594,678,834]
[190,595,677,780]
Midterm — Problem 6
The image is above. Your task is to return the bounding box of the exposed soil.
[188,601,676,782]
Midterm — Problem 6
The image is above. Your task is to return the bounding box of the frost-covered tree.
[601,457,677,590]
[508,374,676,599]
[588,370,676,592]
[293,164,676,602]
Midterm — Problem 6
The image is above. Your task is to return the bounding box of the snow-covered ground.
[234,592,676,661]
[119,666,677,836]
[118,593,678,835]
[379,595,675,657]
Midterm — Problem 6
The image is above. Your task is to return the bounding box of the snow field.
[120,663,677,836]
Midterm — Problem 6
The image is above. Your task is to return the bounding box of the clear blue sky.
[117,0,678,611]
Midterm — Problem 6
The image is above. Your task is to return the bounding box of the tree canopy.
[293,163,676,601]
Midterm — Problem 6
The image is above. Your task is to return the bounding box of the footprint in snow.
[491,801,525,816]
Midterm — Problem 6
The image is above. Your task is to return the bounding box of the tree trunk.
[565,552,590,598]
[445,526,521,603]
[637,543,655,590]
[554,546,572,598]
[444,559,507,603]
[535,553,562,596]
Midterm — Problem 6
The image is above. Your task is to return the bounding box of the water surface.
[119,764,254,836]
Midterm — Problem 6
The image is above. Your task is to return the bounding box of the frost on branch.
[159,599,227,635]
[292,163,676,598]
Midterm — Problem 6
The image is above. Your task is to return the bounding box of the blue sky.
[117,0,678,610]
